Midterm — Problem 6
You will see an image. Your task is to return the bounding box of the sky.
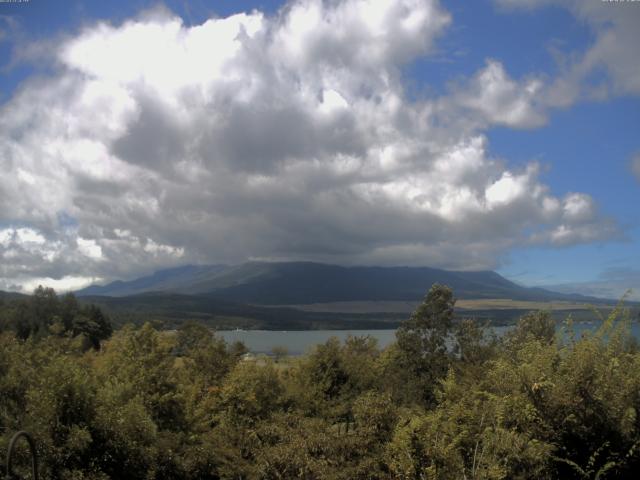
[0,0,638,300]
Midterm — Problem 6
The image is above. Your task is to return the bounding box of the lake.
[218,322,640,355]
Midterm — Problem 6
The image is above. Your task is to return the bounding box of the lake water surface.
[218,323,640,355]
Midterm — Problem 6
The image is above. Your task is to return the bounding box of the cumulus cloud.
[0,0,617,290]
[449,60,546,129]
[495,0,640,103]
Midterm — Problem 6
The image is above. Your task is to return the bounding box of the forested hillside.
[0,286,112,348]
[1,285,639,479]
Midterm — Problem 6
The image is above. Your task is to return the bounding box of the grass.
[274,299,616,314]
[455,299,597,310]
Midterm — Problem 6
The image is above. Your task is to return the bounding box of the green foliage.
[392,284,456,406]
[506,310,556,346]
[0,287,112,349]
[1,287,640,479]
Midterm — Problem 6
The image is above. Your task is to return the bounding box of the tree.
[96,323,185,431]
[0,288,111,348]
[72,304,113,349]
[391,284,456,406]
[294,337,349,417]
[175,321,235,389]
[454,318,496,366]
[506,310,555,346]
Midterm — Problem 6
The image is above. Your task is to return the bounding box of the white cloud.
[495,0,640,102]
[14,275,102,294]
[562,193,594,223]
[451,60,546,128]
[485,171,527,208]
[0,0,617,290]
[77,237,103,260]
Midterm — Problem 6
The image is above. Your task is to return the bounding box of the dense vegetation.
[81,292,403,331]
[0,286,112,348]
[1,285,639,479]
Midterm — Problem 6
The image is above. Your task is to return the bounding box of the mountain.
[78,264,228,297]
[76,261,602,305]
[0,290,28,301]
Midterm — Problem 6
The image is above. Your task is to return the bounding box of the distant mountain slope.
[0,290,28,301]
[78,265,228,297]
[76,261,603,305]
